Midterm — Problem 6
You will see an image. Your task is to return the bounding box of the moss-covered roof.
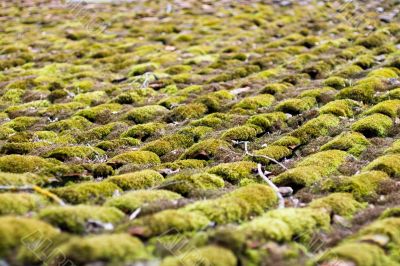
[1,0,400,265]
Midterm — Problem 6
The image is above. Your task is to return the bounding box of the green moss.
[1,89,25,104]
[1,142,50,155]
[317,242,395,266]
[196,90,234,112]
[385,140,400,154]
[180,139,232,160]
[0,155,56,174]
[368,67,399,79]
[105,189,181,213]
[129,62,158,76]
[323,76,347,89]
[83,122,128,141]
[128,209,211,237]
[325,171,389,201]
[121,122,165,141]
[51,181,120,204]
[75,103,122,123]
[45,116,92,132]
[161,245,237,266]
[336,78,384,103]
[249,145,292,165]
[275,97,316,115]
[3,116,39,132]
[38,205,124,233]
[168,103,207,122]
[355,32,389,49]
[0,172,50,186]
[221,125,260,141]
[110,150,161,165]
[274,150,348,188]
[319,99,359,117]
[190,113,232,128]
[380,208,400,219]
[0,126,16,140]
[163,172,224,196]
[290,114,340,144]
[364,99,400,118]
[262,83,291,94]
[157,159,207,171]
[351,113,393,137]
[185,184,277,224]
[126,105,168,124]
[53,234,148,265]
[44,146,105,161]
[241,207,330,243]
[158,95,187,109]
[142,133,194,157]
[246,112,287,132]
[234,94,275,110]
[208,161,257,183]
[0,216,59,259]
[93,163,114,178]
[354,54,375,69]
[272,136,301,147]
[321,131,370,156]
[108,169,164,190]
[0,193,45,215]
[309,193,365,217]
[178,126,213,141]
[300,88,335,103]
[96,138,141,151]
[363,154,400,178]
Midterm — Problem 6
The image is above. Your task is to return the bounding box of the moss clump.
[323,76,347,89]
[249,145,292,165]
[83,122,128,141]
[180,139,232,160]
[51,181,120,204]
[45,116,92,132]
[355,32,389,49]
[319,99,359,117]
[108,170,164,190]
[309,193,365,217]
[0,193,45,215]
[363,154,400,179]
[290,114,340,144]
[321,131,370,156]
[161,245,237,266]
[128,209,211,237]
[75,103,122,123]
[109,150,161,165]
[121,122,165,141]
[240,207,330,244]
[196,90,234,112]
[368,67,399,79]
[335,64,363,78]
[126,105,169,124]
[336,79,382,103]
[272,136,301,147]
[274,150,348,188]
[0,172,50,186]
[0,216,59,259]
[234,94,275,110]
[129,62,158,76]
[38,205,124,234]
[275,97,316,115]
[351,113,393,137]
[262,83,291,94]
[208,161,257,183]
[3,116,39,132]
[385,140,400,154]
[44,146,105,161]
[316,242,395,266]
[157,159,207,171]
[105,189,182,213]
[141,133,194,157]
[0,155,55,174]
[364,99,400,118]
[185,184,277,224]
[1,142,50,155]
[246,112,287,132]
[190,113,232,128]
[168,103,207,121]
[93,163,114,178]
[324,171,389,201]
[163,172,224,196]
[221,125,260,141]
[379,208,400,219]
[53,234,148,265]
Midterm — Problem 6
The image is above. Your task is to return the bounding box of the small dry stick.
[257,163,285,209]
[0,185,66,206]
[242,141,288,170]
